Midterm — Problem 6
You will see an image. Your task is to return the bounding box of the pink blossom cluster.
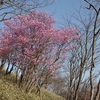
[0,11,79,80]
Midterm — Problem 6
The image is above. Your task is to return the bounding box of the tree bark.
[94,80,100,100]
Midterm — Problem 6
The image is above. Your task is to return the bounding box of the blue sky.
[37,0,84,26]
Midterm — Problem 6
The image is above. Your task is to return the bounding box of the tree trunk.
[0,59,5,70]
[5,62,10,75]
[94,80,100,100]
[18,73,23,87]
[8,65,14,74]
[74,64,85,100]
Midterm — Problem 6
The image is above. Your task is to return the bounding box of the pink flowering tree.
[0,11,79,93]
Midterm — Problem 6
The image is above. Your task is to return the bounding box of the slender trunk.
[0,59,5,70]
[24,80,31,92]
[16,68,19,83]
[68,63,73,100]
[74,64,84,100]
[18,73,23,87]
[36,85,41,96]
[25,80,33,93]
[6,62,10,75]
[8,66,13,74]
[28,81,34,93]
[84,85,88,100]
[94,80,100,100]
[90,65,94,100]
[90,35,96,100]
[8,64,14,74]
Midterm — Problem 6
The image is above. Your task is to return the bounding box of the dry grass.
[0,70,65,100]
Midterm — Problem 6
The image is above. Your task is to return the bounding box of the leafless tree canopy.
[0,0,54,22]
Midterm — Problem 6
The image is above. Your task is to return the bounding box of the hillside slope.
[0,70,65,100]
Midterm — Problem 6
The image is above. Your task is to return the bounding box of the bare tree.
[62,0,100,100]
[84,0,100,100]
[0,0,54,22]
